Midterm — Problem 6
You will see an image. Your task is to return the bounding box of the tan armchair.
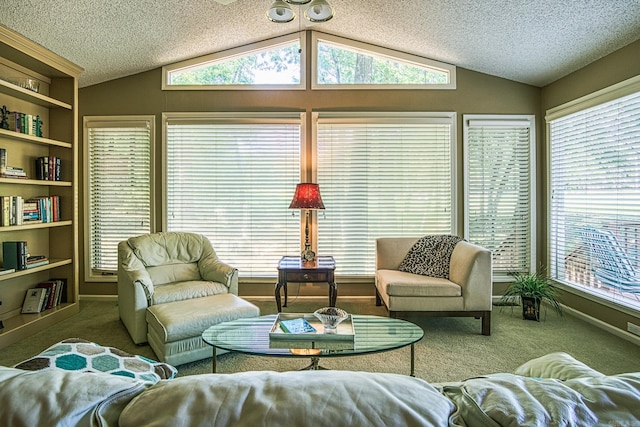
[375,237,493,335]
[118,232,239,344]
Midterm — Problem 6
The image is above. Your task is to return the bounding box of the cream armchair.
[375,237,493,335]
[118,232,239,344]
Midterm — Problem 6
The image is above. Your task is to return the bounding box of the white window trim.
[546,75,640,314]
[83,115,156,282]
[162,32,306,91]
[311,32,456,90]
[463,114,536,281]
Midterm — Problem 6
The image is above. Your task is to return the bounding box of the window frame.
[83,115,156,282]
[162,32,306,91]
[546,75,640,315]
[463,114,536,281]
[313,111,458,277]
[311,32,456,90]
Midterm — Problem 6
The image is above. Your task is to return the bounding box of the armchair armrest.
[199,258,239,294]
[449,241,492,311]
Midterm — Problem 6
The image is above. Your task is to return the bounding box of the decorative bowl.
[313,307,348,333]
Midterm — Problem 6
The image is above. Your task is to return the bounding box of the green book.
[279,318,316,334]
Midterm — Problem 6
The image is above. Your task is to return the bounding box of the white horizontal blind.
[165,114,301,278]
[316,113,455,275]
[549,89,640,305]
[464,116,534,276]
[86,119,153,275]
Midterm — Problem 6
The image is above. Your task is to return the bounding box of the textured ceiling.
[0,0,639,88]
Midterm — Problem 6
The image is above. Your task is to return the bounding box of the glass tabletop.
[201,314,424,358]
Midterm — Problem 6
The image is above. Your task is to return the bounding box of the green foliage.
[500,271,564,318]
[170,43,301,85]
[316,42,448,85]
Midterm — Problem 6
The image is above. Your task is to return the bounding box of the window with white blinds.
[548,79,640,309]
[464,116,535,278]
[84,117,154,280]
[164,113,302,278]
[315,112,456,276]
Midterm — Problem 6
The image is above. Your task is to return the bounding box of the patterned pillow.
[13,338,177,384]
[398,235,464,279]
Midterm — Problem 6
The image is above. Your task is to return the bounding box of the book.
[36,280,58,309]
[49,278,67,305]
[26,259,49,269]
[279,317,317,334]
[2,241,27,270]
[21,288,47,313]
[0,148,6,175]
[0,267,15,275]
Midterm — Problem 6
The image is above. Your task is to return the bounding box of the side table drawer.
[287,271,327,282]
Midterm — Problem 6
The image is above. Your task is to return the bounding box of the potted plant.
[499,271,563,321]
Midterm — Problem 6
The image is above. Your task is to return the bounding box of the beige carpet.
[0,297,638,383]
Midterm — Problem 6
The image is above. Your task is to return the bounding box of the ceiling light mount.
[267,0,333,24]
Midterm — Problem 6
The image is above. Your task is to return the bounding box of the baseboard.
[492,296,640,347]
[561,304,640,347]
[80,294,118,302]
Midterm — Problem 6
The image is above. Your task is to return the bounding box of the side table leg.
[275,281,283,312]
[410,343,415,377]
[283,282,288,307]
[212,347,217,373]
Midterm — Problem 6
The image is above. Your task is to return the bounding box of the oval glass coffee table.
[202,314,424,376]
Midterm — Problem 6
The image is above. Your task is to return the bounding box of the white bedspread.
[119,370,456,427]
[0,366,146,427]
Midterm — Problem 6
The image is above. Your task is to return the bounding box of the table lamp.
[289,183,325,262]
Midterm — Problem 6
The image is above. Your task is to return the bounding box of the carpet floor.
[0,297,638,383]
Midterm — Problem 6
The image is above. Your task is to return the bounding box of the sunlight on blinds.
[315,113,455,275]
[465,116,535,277]
[548,89,640,309]
[165,114,302,278]
[86,119,153,274]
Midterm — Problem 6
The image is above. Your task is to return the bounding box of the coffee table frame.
[202,314,424,376]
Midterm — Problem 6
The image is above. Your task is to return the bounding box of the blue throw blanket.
[398,235,463,279]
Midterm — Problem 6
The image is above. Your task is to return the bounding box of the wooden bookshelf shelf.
[0,128,72,148]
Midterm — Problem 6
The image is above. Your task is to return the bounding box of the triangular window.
[312,33,455,89]
[163,33,305,90]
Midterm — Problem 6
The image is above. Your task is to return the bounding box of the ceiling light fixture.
[267,0,334,24]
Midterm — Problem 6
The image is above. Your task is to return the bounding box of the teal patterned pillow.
[14,338,177,383]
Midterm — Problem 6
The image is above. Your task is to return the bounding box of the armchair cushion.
[153,280,228,305]
[377,270,461,297]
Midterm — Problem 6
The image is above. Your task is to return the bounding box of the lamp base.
[301,244,316,262]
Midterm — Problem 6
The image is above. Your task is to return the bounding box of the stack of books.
[21,279,66,313]
[26,255,49,269]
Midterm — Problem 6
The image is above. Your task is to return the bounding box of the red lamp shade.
[289,183,325,210]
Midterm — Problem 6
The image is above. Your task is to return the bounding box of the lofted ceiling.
[0,0,639,88]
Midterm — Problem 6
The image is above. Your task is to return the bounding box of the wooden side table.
[275,256,336,312]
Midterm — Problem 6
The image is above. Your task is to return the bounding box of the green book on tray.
[279,317,317,334]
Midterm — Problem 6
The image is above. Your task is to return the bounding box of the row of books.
[0,195,61,226]
[21,278,67,313]
[35,156,62,181]
[1,241,49,271]
[0,105,43,137]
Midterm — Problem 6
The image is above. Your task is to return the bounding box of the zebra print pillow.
[398,235,463,279]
